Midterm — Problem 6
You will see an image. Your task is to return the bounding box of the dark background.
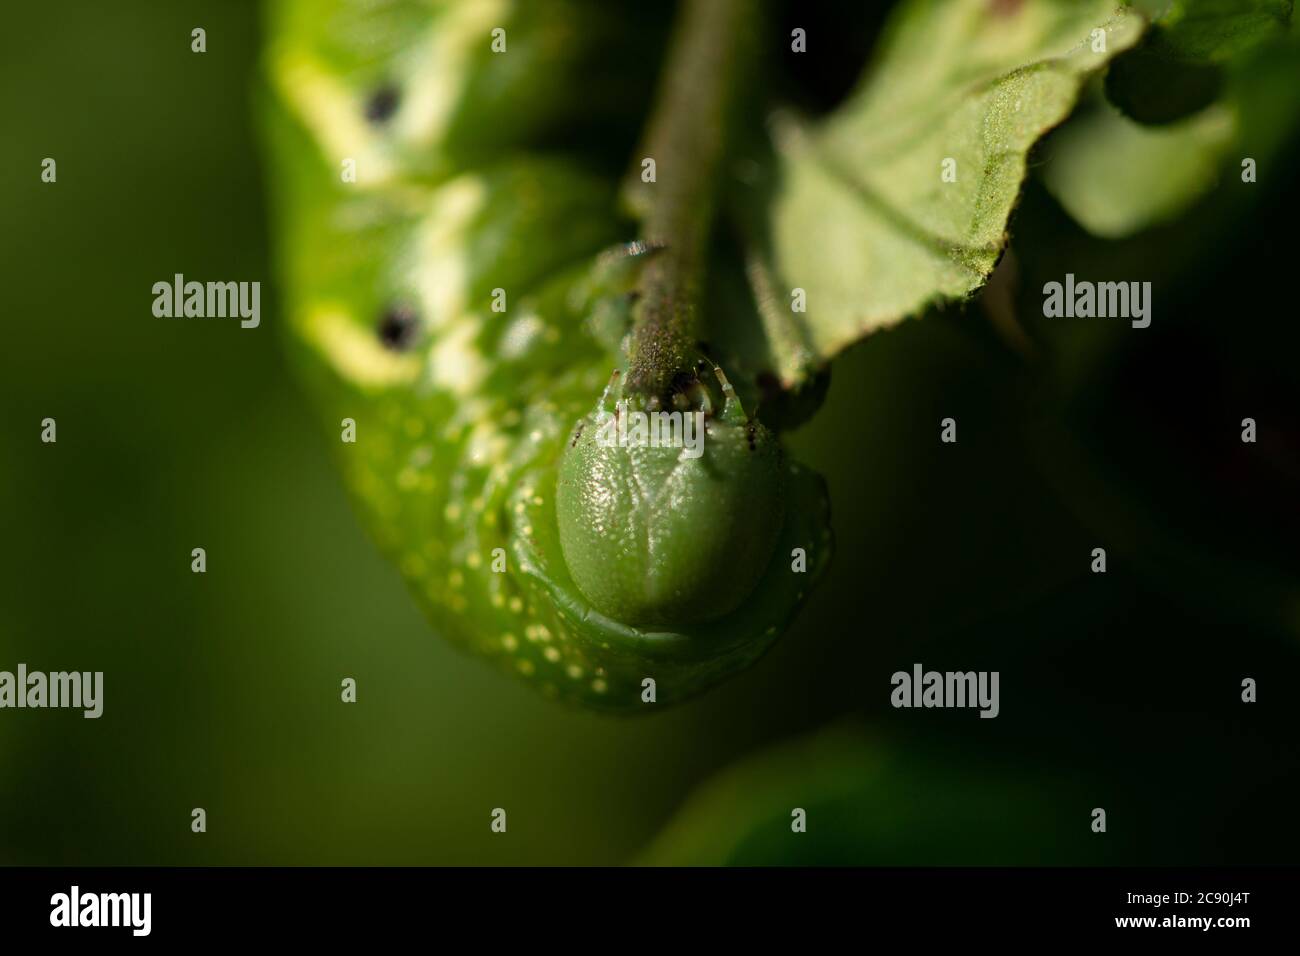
[2,0,1297,865]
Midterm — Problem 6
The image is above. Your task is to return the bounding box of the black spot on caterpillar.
[377,304,420,352]
[363,84,401,125]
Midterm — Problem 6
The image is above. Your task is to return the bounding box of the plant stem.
[623,0,750,399]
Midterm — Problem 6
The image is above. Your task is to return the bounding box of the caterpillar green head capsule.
[557,365,786,629]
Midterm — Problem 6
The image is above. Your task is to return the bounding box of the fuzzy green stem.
[622,0,751,399]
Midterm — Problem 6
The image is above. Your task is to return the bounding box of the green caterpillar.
[262,0,831,711]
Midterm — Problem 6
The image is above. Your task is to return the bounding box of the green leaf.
[1137,0,1291,61]
[748,0,1144,381]
[1104,0,1293,124]
[1042,102,1236,238]
[1048,1,1296,238]
[639,726,1126,865]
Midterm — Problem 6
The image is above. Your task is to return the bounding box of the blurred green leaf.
[1138,0,1290,60]
[1046,5,1299,239]
[1105,0,1293,124]
[641,725,1127,865]
[1042,102,1235,238]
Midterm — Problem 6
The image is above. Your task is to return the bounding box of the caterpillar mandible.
[262,0,831,712]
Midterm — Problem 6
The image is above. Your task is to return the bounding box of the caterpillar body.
[263,0,831,711]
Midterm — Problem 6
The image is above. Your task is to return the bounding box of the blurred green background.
[2,0,1298,865]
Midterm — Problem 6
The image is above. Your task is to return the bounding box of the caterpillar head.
[557,365,785,629]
